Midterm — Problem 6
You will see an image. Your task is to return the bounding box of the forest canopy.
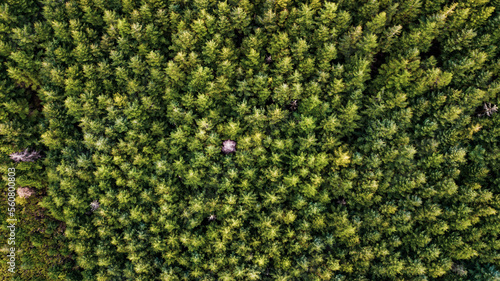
[0,0,500,280]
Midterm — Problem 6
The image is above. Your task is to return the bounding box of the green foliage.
[1,0,500,280]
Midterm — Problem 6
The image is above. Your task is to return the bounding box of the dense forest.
[1,0,499,280]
